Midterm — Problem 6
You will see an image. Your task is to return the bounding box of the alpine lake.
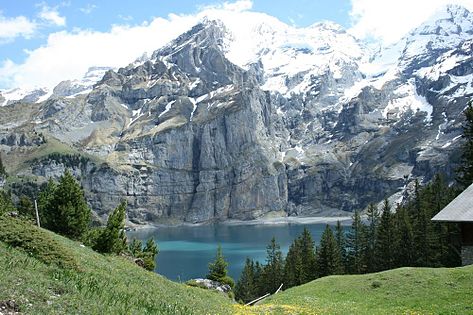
[127,219,350,282]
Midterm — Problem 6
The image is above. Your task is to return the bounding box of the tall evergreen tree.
[334,220,346,273]
[457,101,473,188]
[346,210,366,274]
[315,225,343,277]
[39,171,90,240]
[94,200,127,254]
[260,237,284,294]
[376,199,395,270]
[18,195,34,219]
[298,228,317,283]
[283,238,303,288]
[393,204,415,267]
[365,203,379,272]
[235,258,257,303]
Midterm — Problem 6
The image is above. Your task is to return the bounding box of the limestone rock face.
[1,6,473,223]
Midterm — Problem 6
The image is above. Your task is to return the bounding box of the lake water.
[127,222,346,282]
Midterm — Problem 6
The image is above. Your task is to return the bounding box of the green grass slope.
[255,265,473,315]
[0,217,233,314]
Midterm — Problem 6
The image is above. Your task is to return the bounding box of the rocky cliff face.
[0,6,472,223]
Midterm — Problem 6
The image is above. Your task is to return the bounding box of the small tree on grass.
[127,238,159,271]
[39,171,90,240]
[93,200,127,254]
[207,245,234,288]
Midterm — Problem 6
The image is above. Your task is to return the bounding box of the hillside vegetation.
[0,216,233,314]
[1,216,472,314]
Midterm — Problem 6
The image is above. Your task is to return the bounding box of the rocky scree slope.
[0,5,472,224]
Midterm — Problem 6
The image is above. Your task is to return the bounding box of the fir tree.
[94,200,127,254]
[260,237,284,294]
[376,199,395,270]
[39,171,90,240]
[299,228,317,283]
[346,210,366,274]
[393,205,415,267]
[235,258,257,303]
[0,190,15,216]
[207,245,233,287]
[365,203,379,272]
[315,225,343,277]
[283,238,303,288]
[142,238,159,271]
[334,220,346,273]
[457,101,473,188]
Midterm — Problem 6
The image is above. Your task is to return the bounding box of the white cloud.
[38,4,66,26]
[198,0,253,12]
[0,13,37,43]
[349,0,473,44]
[80,4,98,15]
[0,0,255,90]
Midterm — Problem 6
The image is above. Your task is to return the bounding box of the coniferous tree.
[142,238,159,271]
[457,101,473,188]
[376,199,395,270]
[411,180,433,266]
[253,261,264,296]
[365,203,379,272]
[298,228,317,283]
[393,204,415,267]
[0,190,15,216]
[283,238,303,288]
[235,258,257,303]
[346,210,366,273]
[334,220,346,273]
[39,171,90,240]
[94,200,127,254]
[207,245,234,287]
[315,225,343,277]
[260,237,284,294]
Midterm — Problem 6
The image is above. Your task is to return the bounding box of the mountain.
[0,5,472,224]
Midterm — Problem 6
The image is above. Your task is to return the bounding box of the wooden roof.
[432,184,473,222]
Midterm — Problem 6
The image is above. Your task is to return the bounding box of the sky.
[0,0,472,90]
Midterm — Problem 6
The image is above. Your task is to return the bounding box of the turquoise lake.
[127,221,347,281]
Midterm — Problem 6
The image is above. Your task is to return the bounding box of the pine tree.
[235,258,257,303]
[298,228,317,283]
[283,238,303,288]
[260,237,284,294]
[94,200,127,254]
[365,203,379,272]
[207,245,233,287]
[0,190,15,216]
[315,225,343,277]
[411,180,432,266]
[39,171,90,240]
[376,199,395,270]
[142,238,159,271]
[393,205,415,267]
[346,210,366,274]
[334,220,346,273]
[457,101,473,188]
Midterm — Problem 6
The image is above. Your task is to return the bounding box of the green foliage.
[18,195,35,220]
[0,216,77,269]
[365,203,379,272]
[334,220,347,273]
[38,171,91,240]
[284,228,317,289]
[376,199,396,270]
[93,200,127,254]
[0,190,15,216]
[207,245,233,287]
[315,225,343,277]
[346,210,366,274]
[127,238,159,272]
[235,258,257,303]
[0,153,6,176]
[260,237,284,294]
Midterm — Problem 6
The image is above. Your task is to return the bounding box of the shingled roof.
[432,184,473,222]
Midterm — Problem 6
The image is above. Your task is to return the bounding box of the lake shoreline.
[126,215,352,231]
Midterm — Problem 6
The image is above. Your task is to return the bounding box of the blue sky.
[0,0,472,90]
